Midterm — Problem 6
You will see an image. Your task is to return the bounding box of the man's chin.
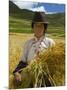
[35,35,42,39]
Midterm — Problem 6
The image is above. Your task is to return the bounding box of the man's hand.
[14,72,22,82]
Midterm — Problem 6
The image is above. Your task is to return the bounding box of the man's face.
[33,22,45,39]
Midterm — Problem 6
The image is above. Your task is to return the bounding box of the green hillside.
[9,1,65,37]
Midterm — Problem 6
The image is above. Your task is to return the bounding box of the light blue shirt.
[21,36,55,63]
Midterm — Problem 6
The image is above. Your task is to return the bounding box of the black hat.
[32,12,48,28]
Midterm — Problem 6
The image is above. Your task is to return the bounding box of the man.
[13,12,55,86]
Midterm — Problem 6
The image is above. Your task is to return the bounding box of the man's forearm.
[13,61,28,74]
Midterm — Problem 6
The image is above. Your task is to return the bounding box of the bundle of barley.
[9,42,65,89]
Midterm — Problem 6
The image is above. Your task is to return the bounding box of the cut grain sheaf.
[9,42,65,88]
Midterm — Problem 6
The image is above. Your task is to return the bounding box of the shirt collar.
[34,35,45,42]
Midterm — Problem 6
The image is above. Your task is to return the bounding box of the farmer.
[13,12,55,87]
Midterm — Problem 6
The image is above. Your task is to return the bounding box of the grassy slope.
[9,1,65,37]
[9,14,65,37]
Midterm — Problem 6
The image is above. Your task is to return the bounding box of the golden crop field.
[9,33,65,89]
[9,33,34,74]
